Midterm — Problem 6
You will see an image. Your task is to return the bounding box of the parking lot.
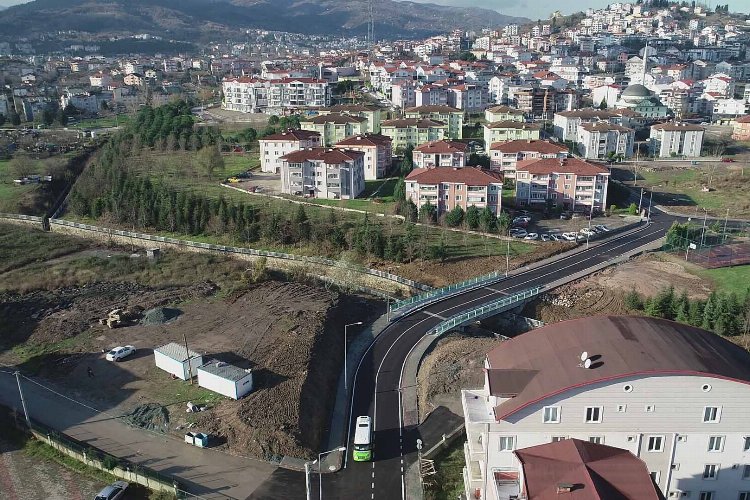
[509,211,640,242]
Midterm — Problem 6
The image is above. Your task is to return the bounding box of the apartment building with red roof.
[405,166,503,215]
[258,129,321,173]
[515,157,609,212]
[489,139,569,179]
[279,148,365,200]
[412,140,468,169]
[333,134,393,180]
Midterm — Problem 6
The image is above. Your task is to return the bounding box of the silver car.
[94,481,129,500]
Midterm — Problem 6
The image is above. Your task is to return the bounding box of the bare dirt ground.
[417,334,503,422]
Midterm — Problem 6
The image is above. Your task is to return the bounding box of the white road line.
[421,310,447,320]
[372,482,375,489]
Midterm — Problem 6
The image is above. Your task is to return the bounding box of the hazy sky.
[0,0,748,19]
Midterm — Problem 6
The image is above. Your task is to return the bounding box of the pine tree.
[688,299,704,327]
[702,292,717,331]
[624,288,644,310]
[674,290,690,324]
[465,205,480,230]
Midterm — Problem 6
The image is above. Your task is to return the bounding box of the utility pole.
[638,187,644,214]
[15,371,30,426]
[647,190,653,224]
[304,460,317,500]
[700,208,708,247]
[505,230,511,277]
[182,333,193,385]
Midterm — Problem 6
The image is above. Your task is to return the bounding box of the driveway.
[0,371,277,499]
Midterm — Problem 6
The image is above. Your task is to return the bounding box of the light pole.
[700,208,708,247]
[638,187,644,214]
[14,371,30,426]
[304,459,318,500]
[646,190,653,223]
[585,199,595,249]
[319,446,347,500]
[505,228,511,277]
[344,322,363,392]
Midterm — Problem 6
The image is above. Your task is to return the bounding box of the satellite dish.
[584,359,592,369]
[580,351,589,362]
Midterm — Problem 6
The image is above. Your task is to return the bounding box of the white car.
[510,229,527,238]
[95,480,129,500]
[561,232,577,241]
[106,345,136,362]
[524,232,539,240]
[550,234,561,241]
[595,224,610,232]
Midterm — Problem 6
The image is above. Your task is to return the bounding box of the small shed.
[197,360,253,400]
[153,342,203,380]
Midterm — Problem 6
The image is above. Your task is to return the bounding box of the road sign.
[689,243,697,250]
[416,439,423,450]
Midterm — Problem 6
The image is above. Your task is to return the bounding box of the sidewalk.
[0,372,276,499]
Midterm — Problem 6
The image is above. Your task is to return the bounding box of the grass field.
[694,265,750,296]
[423,438,466,500]
[72,114,131,129]
[0,159,39,211]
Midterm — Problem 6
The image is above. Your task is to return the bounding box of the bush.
[628,202,638,215]
[624,288,643,310]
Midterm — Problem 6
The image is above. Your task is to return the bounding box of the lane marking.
[421,310,447,320]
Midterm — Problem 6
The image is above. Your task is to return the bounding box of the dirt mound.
[124,403,170,432]
[142,307,182,325]
[417,334,503,421]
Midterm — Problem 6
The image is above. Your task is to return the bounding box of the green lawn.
[71,114,130,129]
[423,437,466,500]
[0,159,41,212]
[695,265,750,296]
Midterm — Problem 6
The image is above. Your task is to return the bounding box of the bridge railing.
[389,270,504,319]
[430,286,543,336]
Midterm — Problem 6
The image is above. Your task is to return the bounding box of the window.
[744,437,750,452]
[702,464,718,480]
[589,436,603,444]
[551,436,567,443]
[623,384,633,393]
[744,465,750,480]
[645,404,655,413]
[498,436,515,452]
[585,406,602,423]
[543,406,560,423]
[617,404,627,413]
[650,471,660,484]
[739,493,750,500]
[648,436,664,452]
[707,436,724,452]
[700,492,714,500]
[703,406,721,423]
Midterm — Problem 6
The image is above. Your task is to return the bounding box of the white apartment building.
[489,139,568,179]
[279,148,365,199]
[222,77,330,114]
[462,315,750,500]
[650,122,705,158]
[333,134,392,180]
[553,109,620,142]
[515,157,609,212]
[258,129,321,173]
[577,122,635,159]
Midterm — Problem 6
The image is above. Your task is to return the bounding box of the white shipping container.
[197,360,253,400]
[153,342,203,380]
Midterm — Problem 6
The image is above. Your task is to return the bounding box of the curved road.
[333,211,678,499]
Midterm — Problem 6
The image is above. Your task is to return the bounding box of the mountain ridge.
[0,0,529,41]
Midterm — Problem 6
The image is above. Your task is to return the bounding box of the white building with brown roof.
[462,315,750,500]
[404,105,463,139]
[515,157,609,212]
[412,140,468,169]
[489,139,568,179]
[484,105,525,124]
[577,122,635,160]
[300,113,368,146]
[649,122,705,158]
[483,121,541,148]
[279,148,365,199]
[380,118,448,151]
[405,166,502,215]
[259,129,321,173]
[333,134,392,180]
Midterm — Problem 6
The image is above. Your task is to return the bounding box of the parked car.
[576,233,587,241]
[510,229,528,238]
[106,345,136,362]
[540,234,550,242]
[524,232,539,240]
[595,224,610,232]
[94,481,129,500]
[580,228,595,236]
[561,232,577,241]
[559,212,571,220]
[550,234,561,241]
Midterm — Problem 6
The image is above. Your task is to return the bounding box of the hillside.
[0,0,528,40]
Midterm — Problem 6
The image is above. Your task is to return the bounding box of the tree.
[393,177,406,202]
[624,288,644,310]
[628,202,638,215]
[465,205,480,230]
[467,153,490,168]
[479,207,497,233]
[497,211,511,233]
[599,97,607,110]
[196,145,224,178]
[445,206,464,227]
[268,115,280,126]
[0,114,5,127]
[9,111,21,126]
[9,155,36,178]
[702,292,717,331]
[400,145,415,176]
[420,200,437,224]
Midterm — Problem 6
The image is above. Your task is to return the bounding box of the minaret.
[641,39,649,85]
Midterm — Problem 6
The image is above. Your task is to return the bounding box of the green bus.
[353,416,373,462]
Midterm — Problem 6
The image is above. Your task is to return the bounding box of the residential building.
[649,122,705,158]
[461,315,750,500]
[391,81,417,109]
[613,84,671,119]
[577,122,635,160]
[484,105,525,124]
[483,121,541,148]
[515,157,609,211]
[258,129,321,173]
[489,139,568,179]
[732,115,750,141]
[513,87,557,120]
[712,99,748,119]
[300,114,367,146]
[403,105,463,139]
[318,104,382,133]
[333,134,393,180]
[553,109,620,142]
[280,148,365,199]
[380,118,448,151]
[123,73,145,87]
[412,140,468,169]
[222,77,330,114]
[405,166,503,215]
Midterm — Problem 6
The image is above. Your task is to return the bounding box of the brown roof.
[486,121,541,130]
[381,118,446,128]
[305,113,366,125]
[736,115,750,123]
[328,104,381,112]
[556,109,619,120]
[414,140,467,154]
[260,129,320,142]
[515,439,663,500]
[490,139,568,154]
[515,157,608,176]
[486,316,750,420]
[405,166,502,185]
[486,105,524,115]
[404,105,461,113]
[335,133,392,147]
[280,147,364,164]
[651,122,705,132]
[579,122,633,133]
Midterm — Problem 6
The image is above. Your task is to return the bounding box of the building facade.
[380,118,448,151]
[405,167,503,216]
[318,104,382,133]
[732,115,750,141]
[577,122,635,159]
[403,105,463,139]
[333,134,393,180]
[650,123,705,158]
[279,148,365,199]
[258,129,321,173]
[483,121,541,148]
[300,114,368,146]
[489,139,568,179]
[222,77,330,113]
[412,140,468,169]
[515,157,609,212]
[484,105,525,124]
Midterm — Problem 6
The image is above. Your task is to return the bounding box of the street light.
[319,446,347,499]
[344,322,363,393]
[304,459,318,500]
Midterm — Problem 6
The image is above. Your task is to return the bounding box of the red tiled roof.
[515,157,608,176]
[515,439,662,500]
[486,316,750,421]
[651,122,705,132]
[280,148,364,164]
[486,105,524,115]
[260,129,320,141]
[405,166,502,185]
[335,134,392,147]
[490,139,568,154]
[737,115,750,123]
[414,140,467,154]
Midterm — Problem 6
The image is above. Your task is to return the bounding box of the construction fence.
[662,224,750,269]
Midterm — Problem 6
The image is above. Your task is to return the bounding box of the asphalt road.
[331,210,677,500]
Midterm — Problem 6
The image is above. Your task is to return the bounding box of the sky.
[0,0,747,19]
